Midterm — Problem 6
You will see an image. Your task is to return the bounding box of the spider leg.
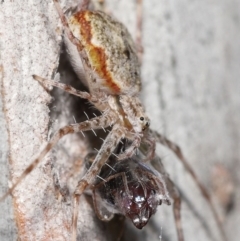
[117,132,156,162]
[150,129,227,241]
[0,114,114,202]
[53,0,97,87]
[150,154,184,241]
[166,178,185,241]
[53,0,80,47]
[117,135,142,160]
[33,75,94,101]
[72,124,125,241]
[141,134,156,162]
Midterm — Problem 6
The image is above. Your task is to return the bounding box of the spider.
[85,141,183,241]
[0,0,227,241]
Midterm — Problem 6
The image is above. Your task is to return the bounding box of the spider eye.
[140,117,144,121]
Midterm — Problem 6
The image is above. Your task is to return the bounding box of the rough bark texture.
[0,0,240,241]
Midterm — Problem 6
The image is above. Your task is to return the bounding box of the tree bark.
[0,0,240,241]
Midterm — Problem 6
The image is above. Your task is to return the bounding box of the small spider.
[85,141,184,241]
[0,0,226,241]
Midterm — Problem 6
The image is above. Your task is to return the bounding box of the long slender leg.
[0,115,114,202]
[150,154,184,241]
[53,0,94,81]
[141,133,156,162]
[117,135,141,160]
[166,178,185,241]
[71,125,124,241]
[150,129,227,241]
[33,75,94,101]
[117,132,156,162]
[53,0,80,47]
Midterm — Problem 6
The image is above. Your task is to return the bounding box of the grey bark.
[0,0,240,241]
